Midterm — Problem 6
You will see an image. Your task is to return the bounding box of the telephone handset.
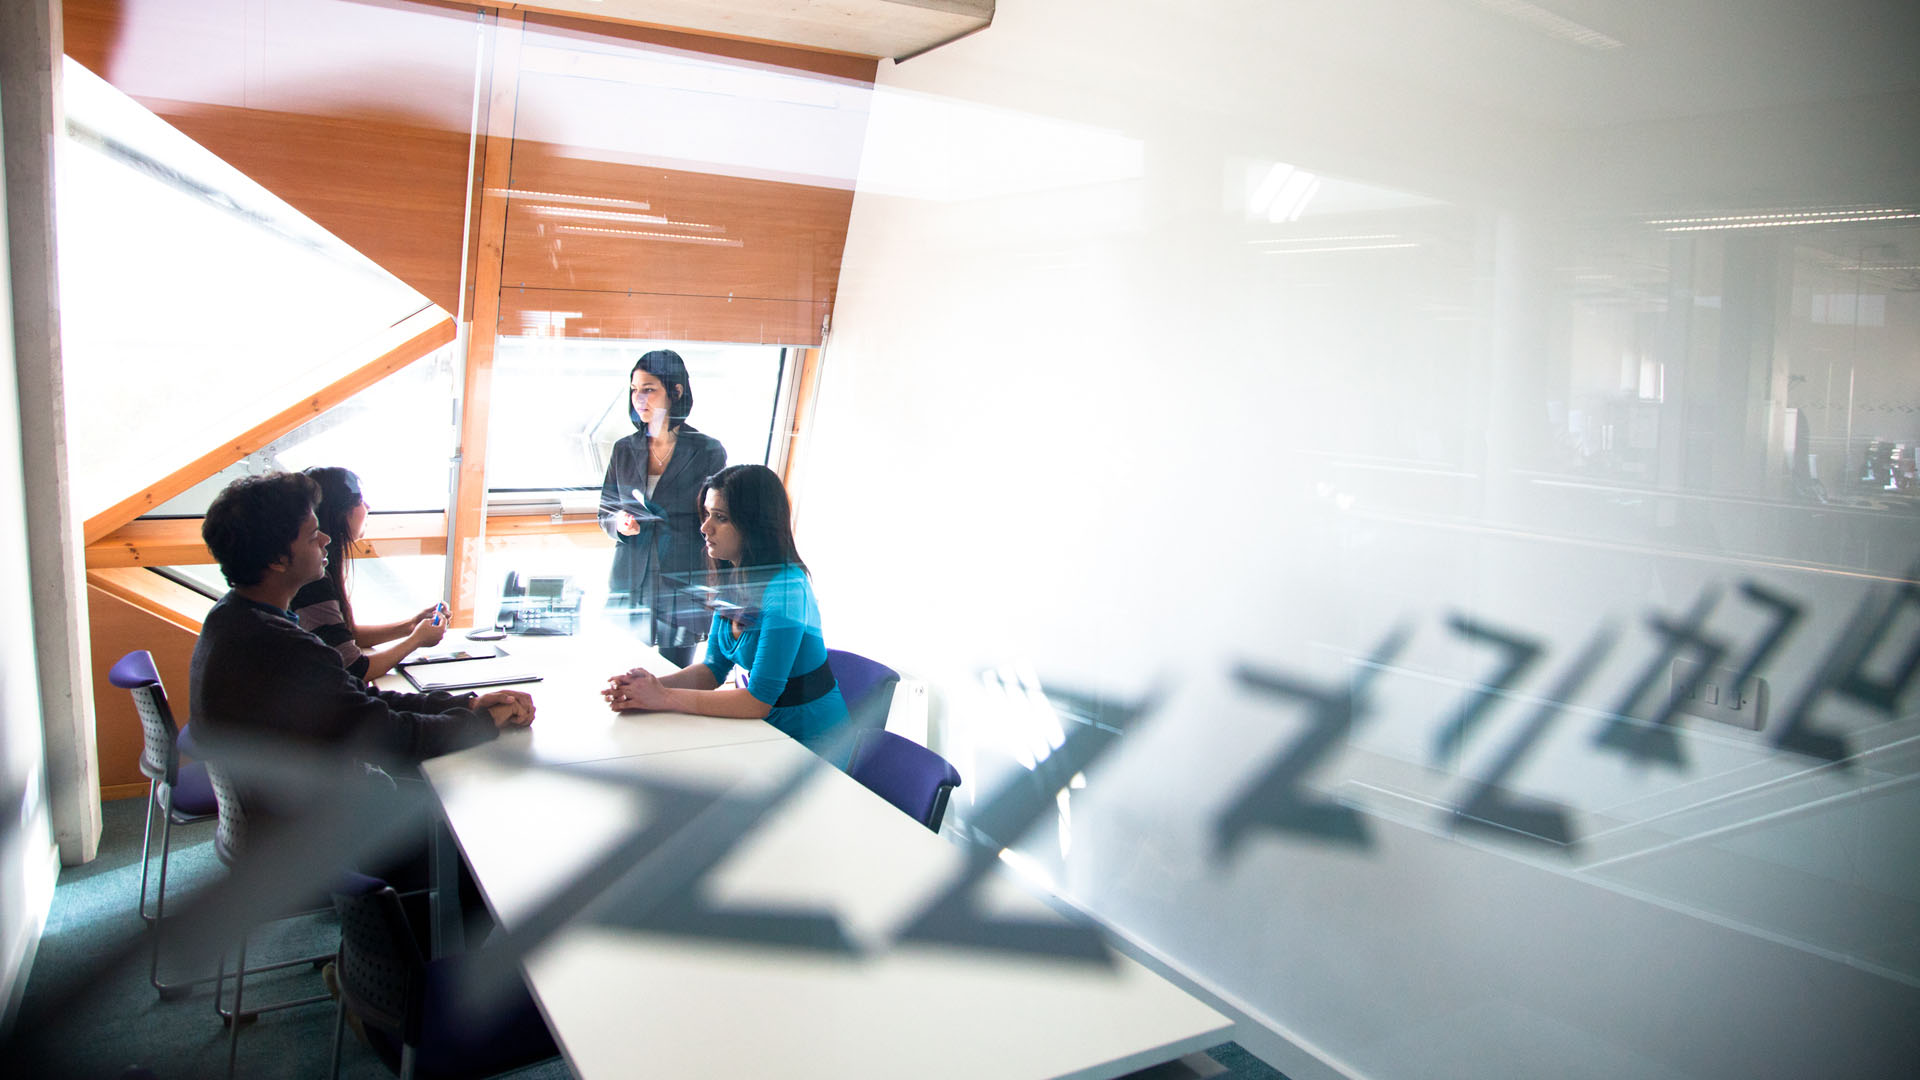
[495,571,580,636]
[495,571,526,631]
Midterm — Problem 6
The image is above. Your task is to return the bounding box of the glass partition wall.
[61,1,855,623]
[790,6,1920,1076]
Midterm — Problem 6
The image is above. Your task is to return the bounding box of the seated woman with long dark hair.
[602,464,849,758]
[293,466,445,682]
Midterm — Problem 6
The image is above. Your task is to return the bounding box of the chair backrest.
[203,761,248,867]
[847,730,962,832]
[110,650,179,785]
[331,877,428,1047]
[826,649,899,734]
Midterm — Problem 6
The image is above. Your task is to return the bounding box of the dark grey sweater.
[188,592,498,837]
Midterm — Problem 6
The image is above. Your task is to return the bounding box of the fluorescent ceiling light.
[527,205,726,232]
[1248,233,1402,245]
[1250,163,1322,223]
[1262,242,1420,255]
[1655,209,1920,232]
[554,225,744,247]
[489,188,652,211]
[1648,207,1911,225]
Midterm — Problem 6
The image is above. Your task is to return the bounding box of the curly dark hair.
[201,472,320,587]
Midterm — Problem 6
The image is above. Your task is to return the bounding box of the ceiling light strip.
[555,225,744,247]
[1262,242,1421,255]
[1648,208,1910,225]
[1662,212,1920,232]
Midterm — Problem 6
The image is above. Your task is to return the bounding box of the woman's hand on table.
[602,668,672,712]
[475,689,536,728]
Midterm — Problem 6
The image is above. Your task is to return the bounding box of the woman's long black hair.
[697,464,806,583]
[629,349,694,430]
[304,466,364,633]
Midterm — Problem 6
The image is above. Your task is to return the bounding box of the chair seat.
[848,729,963,831]
[169,760,219,821]
[360,955,557,1080]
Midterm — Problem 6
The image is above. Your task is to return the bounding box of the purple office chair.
[826,649,899,734]
[846,730,963,832]
[328,875,557,1080]
[110,649,219,1000]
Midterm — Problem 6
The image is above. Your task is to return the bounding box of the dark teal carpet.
[5,797,569,1080]
[7,796,1287,1079]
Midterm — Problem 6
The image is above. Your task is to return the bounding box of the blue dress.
[702,564,849,759]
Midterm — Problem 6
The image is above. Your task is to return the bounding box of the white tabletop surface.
[418,635,1231,1080]
[385,631,788,767]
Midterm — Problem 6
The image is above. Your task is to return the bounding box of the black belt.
[774,660,837,708]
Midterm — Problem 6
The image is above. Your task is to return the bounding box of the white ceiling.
[471,0,994,61]
[1289,0,1920,130]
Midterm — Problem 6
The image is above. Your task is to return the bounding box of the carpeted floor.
[7,796,1287,1080]
[5,796,566,1080]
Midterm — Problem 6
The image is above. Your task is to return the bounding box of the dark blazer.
[598,423,727,648]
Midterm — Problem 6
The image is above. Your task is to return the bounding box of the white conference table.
[408,631,1232,1080]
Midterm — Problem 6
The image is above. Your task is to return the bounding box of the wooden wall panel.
[62,0,479,313]
[498,14,871,345]
[499,145,852,325]
[63,1,873,348]
[498,287,828,344]
[523,11,879,82]
[86,578,205,799]
[149,101,472,313]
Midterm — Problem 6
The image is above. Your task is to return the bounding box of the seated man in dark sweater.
[189,471,533,852]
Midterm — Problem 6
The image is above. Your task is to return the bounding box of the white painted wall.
[798,3,1920,1078]
[0,72,58,1030]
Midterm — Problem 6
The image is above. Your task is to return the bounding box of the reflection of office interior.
[1526,224,1920,572]
[1568,228,1919,498]
[495,572,585,636]
[10,3,1920,1080]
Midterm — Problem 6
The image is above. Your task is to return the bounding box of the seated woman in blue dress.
[602,464,850,759]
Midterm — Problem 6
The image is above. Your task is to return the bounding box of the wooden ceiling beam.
[86,511,610,571]
[467,0,990,62]
[80,307,457,546]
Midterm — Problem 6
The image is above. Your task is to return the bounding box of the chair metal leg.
[149,807,215,999]
[224,930,249,1068]
[213,943,227,1017]
[138,781,160,924]
[328,996,347,1080]
[214,950,333,1022]
[225,937,246,1079]
[146,790,218,1000]
[153,809,176,925]
[214,937,243,1023]
[399,1042,417,1080]
[211,922,333,1030]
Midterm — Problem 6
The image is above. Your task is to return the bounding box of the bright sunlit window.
[486,336,787,494]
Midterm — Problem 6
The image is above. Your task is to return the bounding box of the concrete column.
[1481,212,1557,517]
[1714,233,1793,497]
[1,0,100,865]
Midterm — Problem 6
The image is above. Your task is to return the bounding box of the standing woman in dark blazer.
[598,350,727,666]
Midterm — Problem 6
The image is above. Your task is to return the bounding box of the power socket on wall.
[1671,657,1767,731]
